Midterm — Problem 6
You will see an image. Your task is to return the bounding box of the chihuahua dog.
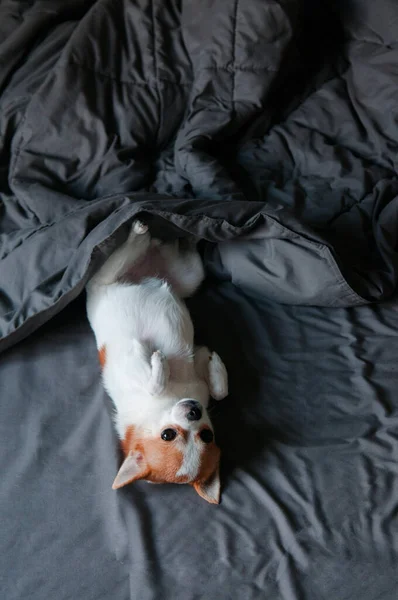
[86,220,228,503]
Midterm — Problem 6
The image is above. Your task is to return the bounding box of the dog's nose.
[186,405,202,421]
[179,399,202,421]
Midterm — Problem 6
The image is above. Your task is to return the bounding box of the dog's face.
[112,399,221,504]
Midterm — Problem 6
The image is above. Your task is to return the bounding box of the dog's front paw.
[132,219,148,235]
[149,351,170,395]
[151,350,166,366]
[208,351,228,401]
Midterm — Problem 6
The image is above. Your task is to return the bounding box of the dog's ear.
[112,452,149,489]
[207,352,228,401]
[192,465,221,504]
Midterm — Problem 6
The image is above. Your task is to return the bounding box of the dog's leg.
[158,238,205,298]
[174,239,205,297]
[88,219,150,287]
[194,346,228,401]
[148,351,170,395]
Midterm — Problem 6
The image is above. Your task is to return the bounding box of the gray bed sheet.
[2,286,398,600]
[2,1,398,598]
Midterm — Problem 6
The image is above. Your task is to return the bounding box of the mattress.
[1,1,398,599]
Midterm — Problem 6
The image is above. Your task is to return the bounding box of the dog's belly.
[121,246,179,288]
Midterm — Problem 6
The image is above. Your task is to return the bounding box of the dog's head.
[112,399,221,503]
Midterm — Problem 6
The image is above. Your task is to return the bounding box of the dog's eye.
[161,429,177,442]
[199,429,214,444]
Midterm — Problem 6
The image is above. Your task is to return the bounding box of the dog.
[86,219,228,503]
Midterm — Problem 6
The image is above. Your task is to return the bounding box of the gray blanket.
[1,1,398,599]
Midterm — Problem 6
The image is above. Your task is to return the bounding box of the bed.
[2,1,398,598]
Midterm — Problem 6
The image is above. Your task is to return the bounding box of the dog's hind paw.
[132,219,148,235]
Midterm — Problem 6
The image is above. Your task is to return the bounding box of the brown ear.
[112,451,149,489]
[192,465,221,504]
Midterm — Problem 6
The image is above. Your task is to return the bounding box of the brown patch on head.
[139,428,220,486]
[191,433,221,504]
[115,424,221,502]
[98,345,107,368]
[120,424,188,483]
[139,437,189,484]
[121,425,136,456]
[196,441,220,482]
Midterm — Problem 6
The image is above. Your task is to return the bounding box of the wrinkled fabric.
[3,292,398,600]
[2,1,398,599]
[1,1,398,349]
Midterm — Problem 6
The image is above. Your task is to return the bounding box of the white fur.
[86,220,228,490]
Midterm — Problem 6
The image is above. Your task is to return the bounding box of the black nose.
[186,405,202,421]
[181,400,202,421]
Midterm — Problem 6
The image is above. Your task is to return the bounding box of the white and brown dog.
[86,220,228,503]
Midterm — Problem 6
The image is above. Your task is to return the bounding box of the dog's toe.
[151,350,167,365]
